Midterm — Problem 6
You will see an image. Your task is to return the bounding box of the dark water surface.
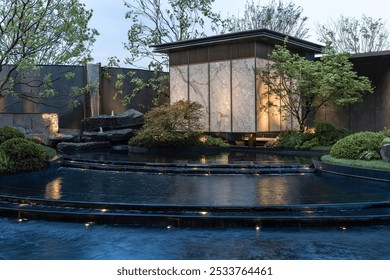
[1,167,390,205]
[1,218,389,260]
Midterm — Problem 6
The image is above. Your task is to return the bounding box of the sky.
[80,0,390,67]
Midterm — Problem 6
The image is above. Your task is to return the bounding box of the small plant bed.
[270,122,349,150]
[129,101,228,148]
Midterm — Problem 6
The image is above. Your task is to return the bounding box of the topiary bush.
[0,138,50,173]
[330,131,384,160]
[0,126,25,144]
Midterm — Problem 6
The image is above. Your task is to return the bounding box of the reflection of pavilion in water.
[44,177,63,200]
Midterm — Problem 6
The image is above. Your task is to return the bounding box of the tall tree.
[222,0,309,39]
[117,0,221,105]
[257,44,373,131]
[0,0,98,99]
[316,15,390,53]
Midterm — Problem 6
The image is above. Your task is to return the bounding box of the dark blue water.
[1,167,389,205]
[1,158,390,260]
[1,218,389,260]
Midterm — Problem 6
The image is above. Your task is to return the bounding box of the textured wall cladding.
[210,61,231,132]
[189,64,209,131]
[170,65,188,104]
[232,58,256,132]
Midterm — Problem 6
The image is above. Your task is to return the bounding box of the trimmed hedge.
[0,138,49,173]
[330,132,383,160]
[0,126,25,144]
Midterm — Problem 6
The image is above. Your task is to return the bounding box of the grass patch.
[311,145,332,151]
[321,154,390,171]
[41,145,57,159]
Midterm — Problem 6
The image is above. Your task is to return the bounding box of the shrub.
[0,126,25,144]
[0,138,49,173]
[129,101,228,148]
[315,122,350,146]
[330,131,383,160]
[276,130,317,149]
[381,137,390,146]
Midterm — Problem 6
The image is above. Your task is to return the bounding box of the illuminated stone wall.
[210,61,231,132]
[170,58,299,133]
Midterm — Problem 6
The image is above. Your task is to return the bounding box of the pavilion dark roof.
[152,29,324,54]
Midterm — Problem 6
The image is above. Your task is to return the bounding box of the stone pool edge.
[313,160,390,182]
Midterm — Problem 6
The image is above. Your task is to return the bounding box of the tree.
[117,0,221,105]
[316,15,390,53]
[257,43,374,131]
[221,0,309,39]
[0,0,98,100]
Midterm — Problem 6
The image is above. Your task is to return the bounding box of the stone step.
[1,195,390,227]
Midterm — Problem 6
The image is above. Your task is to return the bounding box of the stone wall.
[0,113,58,143]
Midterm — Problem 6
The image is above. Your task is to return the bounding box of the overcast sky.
[80,0,390,67]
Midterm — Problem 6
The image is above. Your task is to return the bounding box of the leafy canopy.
[113,0,221,106]
[257,43,374,131]
[221,0,309,39]
[316,15,390,53]
[0,0,98,98]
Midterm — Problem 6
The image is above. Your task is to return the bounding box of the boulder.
[81,109,143,132]
[380,144,390,163]
[81,128,134,143]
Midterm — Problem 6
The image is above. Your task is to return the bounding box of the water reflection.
[70,151,312,165]
[44,177,63,200]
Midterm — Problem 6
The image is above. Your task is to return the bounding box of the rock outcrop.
[380,144,390,163]
[81,109,143,132]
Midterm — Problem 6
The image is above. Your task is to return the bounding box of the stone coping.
[128,146,328,157]
[313,160,390,182]
[61,156,315,175]
[2,194,390,228]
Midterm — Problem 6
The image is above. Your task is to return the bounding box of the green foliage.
[0,151,10,174]
[315,122,350,146]
[121,0,221,105]
[221,0,309,38]
[0,138,49,173]
[330,132,384,160]
[276,122,349,150]
[129,101,228,148]
[257,44,373,131]
[276,130,317,149]
[316,15,390,53]
[381,137,390,146]
[0,126,25,144]
[0,0,98,98]
[358,150,381,160]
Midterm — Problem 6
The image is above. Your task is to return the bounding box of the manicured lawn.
[41,145,57,159]
[321,154,390,171]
